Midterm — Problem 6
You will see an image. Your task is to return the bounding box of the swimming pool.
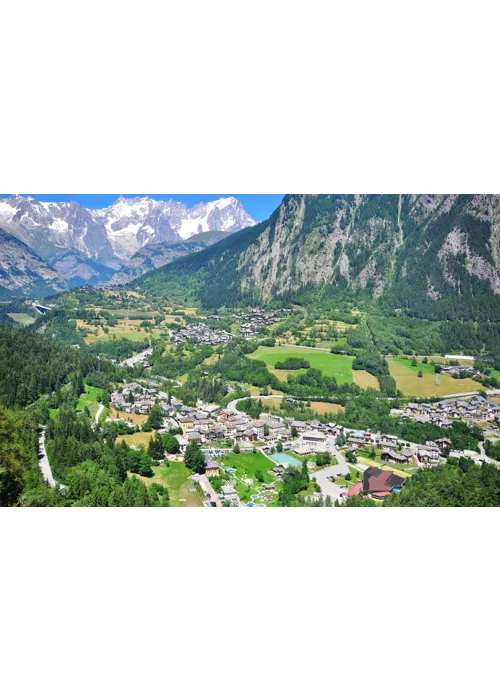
[270,453,302,467]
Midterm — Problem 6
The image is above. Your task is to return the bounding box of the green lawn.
[248,345,354,383]
[76,384,102,411]
[334,466,363,487]
[8,312,35,326]
[220,451,276,484]
[154,461,203,507]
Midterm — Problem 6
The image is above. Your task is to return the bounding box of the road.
[227,395,284,414]
[38,430,56,487]
[311,448,351,503]
[191,473,223,507]
[94,404,104,425]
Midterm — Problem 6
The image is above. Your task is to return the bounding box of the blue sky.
[6,194,285,222]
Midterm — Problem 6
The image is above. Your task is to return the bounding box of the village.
[170,322,233,346]
[392,395,500,428]
[104,380,500,507]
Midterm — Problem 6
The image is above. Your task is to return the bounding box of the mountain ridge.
[0,228,68,298]
[133,194,500,321]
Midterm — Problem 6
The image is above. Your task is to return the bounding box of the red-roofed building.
[347,482,363,497]
[363,467,405,500]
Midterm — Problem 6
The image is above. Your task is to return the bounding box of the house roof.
[363,467,405,494]
[347,482,363,497]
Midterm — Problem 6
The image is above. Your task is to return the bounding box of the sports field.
[388,358,481,397]
[248,345,354,383]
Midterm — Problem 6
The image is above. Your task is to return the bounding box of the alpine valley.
[2,193,500,509]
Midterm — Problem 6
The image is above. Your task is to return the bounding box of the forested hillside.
[133,194,500,321]
[0,325,107,407]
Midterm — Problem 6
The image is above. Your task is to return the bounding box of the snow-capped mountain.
[92,195,256,259]
[0,195,116,266]
[0,194,256,266]
[0,194,256,293]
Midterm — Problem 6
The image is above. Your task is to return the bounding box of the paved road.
[311,448,352,502]
[38,430,56,487]
[94,404,104,426]
[191,473,223,507]
[312,465,344,502]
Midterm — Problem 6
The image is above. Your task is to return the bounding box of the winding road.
[38,430,56,487]
[94,404,104,425]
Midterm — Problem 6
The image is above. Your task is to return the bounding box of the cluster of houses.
[441,364,481,377]
[393,395,500,427]
[110,382,170,415]
[119,348,153,369]
[170,323,233,346]
[230,308,291,338]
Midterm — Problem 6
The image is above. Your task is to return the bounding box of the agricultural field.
[310,401,344,415]
[76,384,102,411]
[388,358,482,397]
[8,312,35,326]
[77,319,166,344]
[109,409,149,426]
[352,370,380,390]
[248,345,354,383]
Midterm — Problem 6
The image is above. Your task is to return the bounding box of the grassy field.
[335,466,363,487]
[381,464,412,479]
[248,345,354,383]
[259,398,343,415]
[154,461,203,507]
[120,431,153,448]
[310,401,344,415]
[76,318,166,345]
[8,312,35,326]
[388,358,481,397]
[136,461,203,507]
[220,451,275,484]
[352,370,380,390]
[110,410,149,426]
[76,384,102,411]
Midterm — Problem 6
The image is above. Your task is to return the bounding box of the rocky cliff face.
[0,229,68,297]
[135,194,500,320]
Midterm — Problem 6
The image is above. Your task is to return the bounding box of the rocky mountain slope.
[109,230,236,286]
[134,194,500,320]
[109,241,206,285]
[0,229,68,297]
